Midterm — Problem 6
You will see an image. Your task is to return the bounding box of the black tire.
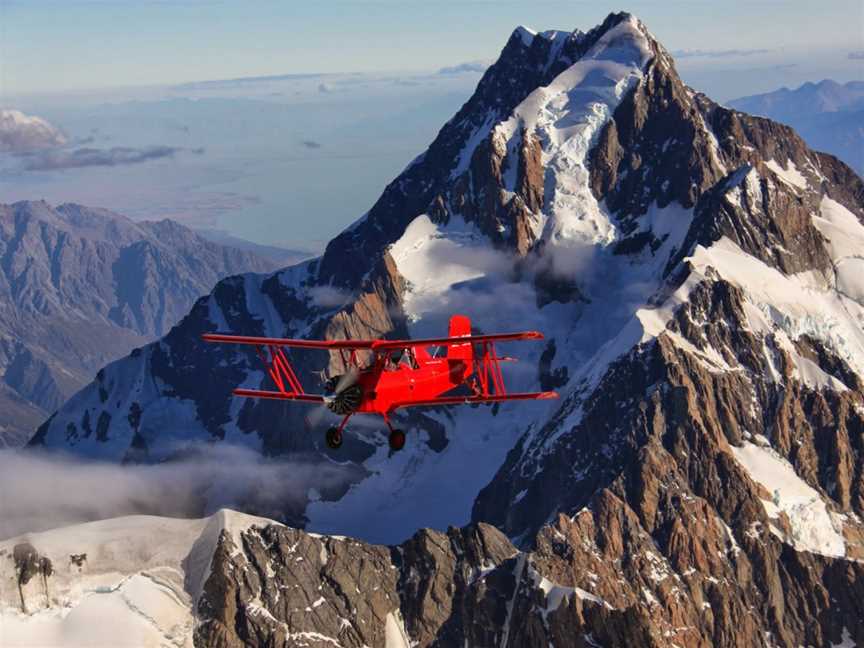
[388,428,406,451]
[325,427,343,449]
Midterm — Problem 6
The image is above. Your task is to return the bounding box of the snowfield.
[0,510,274,647]
[730,441,846,558]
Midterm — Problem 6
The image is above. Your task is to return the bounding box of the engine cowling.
[324,375,363,415]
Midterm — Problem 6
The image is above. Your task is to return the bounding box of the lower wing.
[233,389,326,403]
[392,391,558,410]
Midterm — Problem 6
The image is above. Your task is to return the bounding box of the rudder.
[447,314,473,366]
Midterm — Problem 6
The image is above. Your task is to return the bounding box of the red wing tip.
[540,391,559,399]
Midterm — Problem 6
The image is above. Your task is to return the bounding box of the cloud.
[538,239,599,279]
[308,285,352,308]
[849,51,864,60]
[671,48,773,59]
[300,139,322,149]
[175,72,333,91]
[0,446,360,540]
[0,109,67,153]
[19,145,190,171]
[423,240,514,277]
[438,61,489,75]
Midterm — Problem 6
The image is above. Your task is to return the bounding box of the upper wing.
[203,331,542,351]
[202,333,375,350]
[392,391,558,410]
[371,331,543,350]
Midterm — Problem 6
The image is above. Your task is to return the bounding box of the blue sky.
[2,0,862,94]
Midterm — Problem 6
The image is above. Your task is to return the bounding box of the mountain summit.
[27,13,864,645]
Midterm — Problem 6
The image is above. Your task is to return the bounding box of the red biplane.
[202,314,558,451]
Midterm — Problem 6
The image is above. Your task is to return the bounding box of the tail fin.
[447,314,473,366]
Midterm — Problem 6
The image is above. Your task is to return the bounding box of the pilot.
[386,349,417,370]
[386,349,403,371]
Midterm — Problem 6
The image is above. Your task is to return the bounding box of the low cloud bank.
[671,48,772,59]
[438,61,489,75]
[0,445,358,540]
[20,145,201,171]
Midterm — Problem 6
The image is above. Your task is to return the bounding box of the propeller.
[326,367,362,415]
[304,366,361,429]
[333,366,359,395]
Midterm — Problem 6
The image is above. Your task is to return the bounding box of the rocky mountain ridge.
[2,506,859,648]
[0,200,279,446]
[24,12,864,646]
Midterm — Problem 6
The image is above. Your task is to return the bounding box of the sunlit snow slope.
[0,510,273,648]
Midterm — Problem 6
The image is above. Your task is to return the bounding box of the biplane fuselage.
[346,349,471,415]
[202,314,557,451]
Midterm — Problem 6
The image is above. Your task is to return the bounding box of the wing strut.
[476,341,507,397]
[257,344,305,396]
[205,334,315,399]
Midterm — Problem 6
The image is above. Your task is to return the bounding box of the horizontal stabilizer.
[392,391,558,410]
[233,388,325,403]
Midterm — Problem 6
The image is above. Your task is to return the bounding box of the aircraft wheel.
[388,429,406,451]
[325,427,343,449]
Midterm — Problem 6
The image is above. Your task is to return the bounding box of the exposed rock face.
[0,201,278,445]
[3,507,860,648]
[474,277,864,645]
[27,13,864,646]
[196,509,862,648]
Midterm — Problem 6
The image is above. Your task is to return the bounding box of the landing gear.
[383,413,406,451]
[325,414,351,450]
[325,427,343,449]
[324,413,407,452]
[388,429,406,451]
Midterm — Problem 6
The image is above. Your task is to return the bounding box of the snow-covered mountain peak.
[315,12,662,286]
[512,25,538,47]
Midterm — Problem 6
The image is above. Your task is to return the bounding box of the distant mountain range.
[0,201,282,446]
[194,227,313,267]
[729,79,864,175]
